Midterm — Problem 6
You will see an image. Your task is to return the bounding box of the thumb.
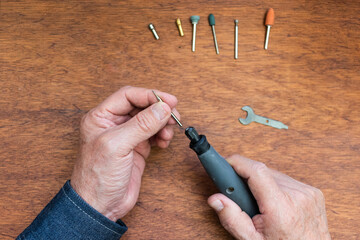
[115,102,172,149]
[208,193,263,240]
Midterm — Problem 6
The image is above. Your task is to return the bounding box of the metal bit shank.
[149,23,159,40]
[152,90,183,127]
[211,25,219,54]
[192,23,197,52]
[234,20,238,59]
[264,25,271,49]
[190,16,200,52]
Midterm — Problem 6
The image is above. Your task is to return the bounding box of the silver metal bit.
[234,20,238,59]
[264,25,271,50]
[239,106,288,129]
[152,90,183,127]
[149,23,159,40]
[190,16,200,52]
[192,23,197,51]
[211,25,219,54]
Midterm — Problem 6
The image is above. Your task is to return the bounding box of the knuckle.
[311,187,325,203]
[135,113,153,133]
[96,133,113,152]
[118,85,131,93]
[252,162,268,175]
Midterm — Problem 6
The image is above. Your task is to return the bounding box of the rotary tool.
[185,126,259,218]
[151,90,259,217]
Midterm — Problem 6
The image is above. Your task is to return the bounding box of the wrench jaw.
[238,106,255,125]
[239,117,251,125]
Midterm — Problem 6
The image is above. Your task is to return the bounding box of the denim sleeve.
[17,180,127,240]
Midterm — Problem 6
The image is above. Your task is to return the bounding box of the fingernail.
[152,102,169,120]
[209,199,224,212]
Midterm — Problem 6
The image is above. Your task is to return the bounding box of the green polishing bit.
[208,14,219,54]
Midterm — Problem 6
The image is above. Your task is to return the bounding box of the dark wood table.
[1,0,359,239]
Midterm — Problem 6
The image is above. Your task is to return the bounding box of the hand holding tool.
[239,106,288,129]
[208,14,219,54]
[152,90,183,127]
[190,15,200,52]
[264,8,274,49]
[176,18,184,36]
[234,19,238,59]
[185,126,259,218]
[149,23,159,40]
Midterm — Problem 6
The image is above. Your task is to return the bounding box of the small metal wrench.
[239,106,288,129]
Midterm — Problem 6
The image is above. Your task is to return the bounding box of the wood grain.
[1,0,359,239]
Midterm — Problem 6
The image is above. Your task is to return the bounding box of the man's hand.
[208,155,331,240]
[71,86,180,221]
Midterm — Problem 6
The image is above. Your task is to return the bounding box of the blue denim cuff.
[17,180,127,240]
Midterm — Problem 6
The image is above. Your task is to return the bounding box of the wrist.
[70,179,116,221]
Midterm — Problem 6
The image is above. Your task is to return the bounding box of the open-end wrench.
[239,106,288,129]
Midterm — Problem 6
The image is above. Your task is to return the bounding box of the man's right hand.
[208,155,331,240]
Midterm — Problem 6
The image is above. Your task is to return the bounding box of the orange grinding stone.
[265,8,275,26]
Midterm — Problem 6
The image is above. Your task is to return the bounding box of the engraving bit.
[152,90,183,127]
[176,18,184,37]
[149,23,159,40]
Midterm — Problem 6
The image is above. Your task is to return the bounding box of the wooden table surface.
[1,0,359,239]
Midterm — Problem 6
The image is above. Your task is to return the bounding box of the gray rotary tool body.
[185,127,259,218]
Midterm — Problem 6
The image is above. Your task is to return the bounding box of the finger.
[227,155,281,212]
[130,107,180,126]
[134,140,151,159]
[149,136,156,147]
[155,139,170,149]
[129,107,142,117]
[157,125,174,141]
[97,86,178,116]
[270,169,317,197]
[208,193,263,240]
[112,102,172,151]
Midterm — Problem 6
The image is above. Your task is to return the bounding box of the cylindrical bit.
[264,8,274,49]
[234,20,238,59]
[209,14,219,54]
[149,23,159,40]
[176,18,184,37]
[208,14,215,26]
